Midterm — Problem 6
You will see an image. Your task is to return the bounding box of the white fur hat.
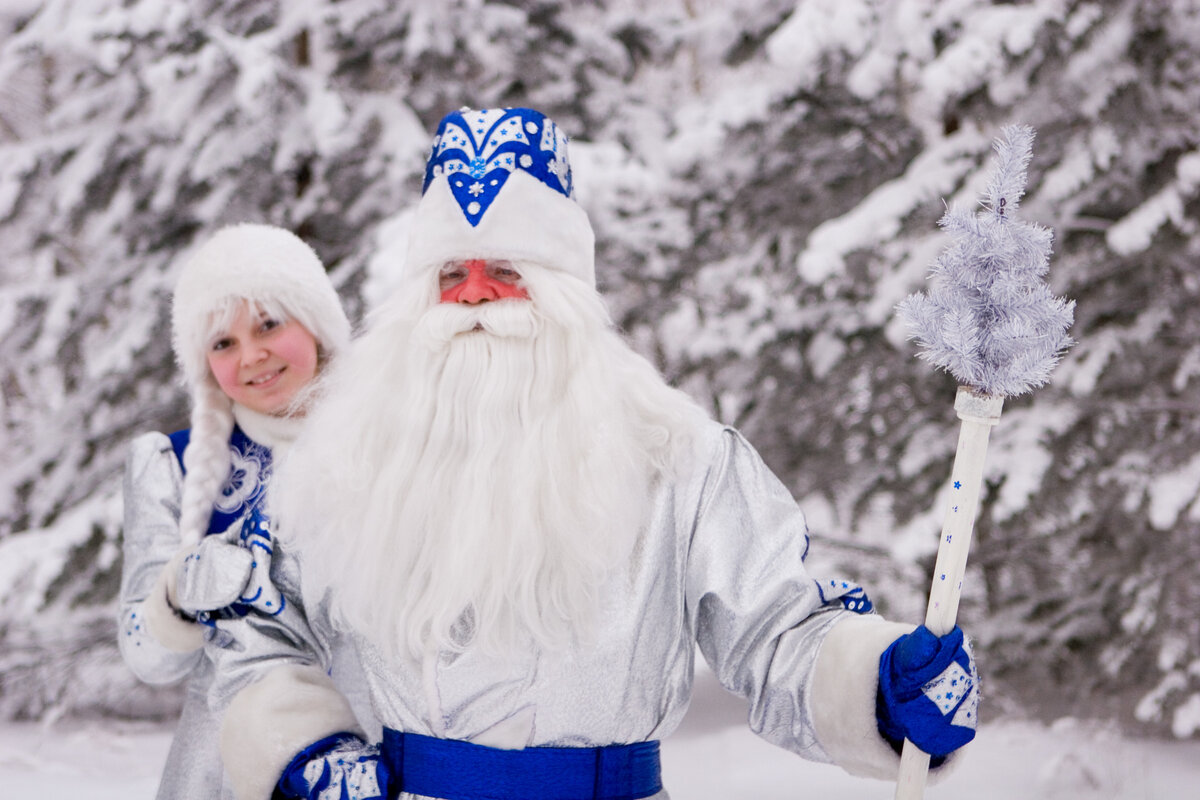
[170,223,352,389]
[169,223,351,547]
[404,107,595,286]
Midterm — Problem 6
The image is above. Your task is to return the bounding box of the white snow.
[764,0,874,85]
[1107,183,1189,256]
[987,403,1078,523]
[1039,126,1121,203]
[797,131,987,285]
[2,0,1199,775]
[1146,452,1200,531]
[806,328,847,380]
[1058,308,1170,397]
[1172,693,1200,740]
[1106,147,1200,255]
[0,495,115,619]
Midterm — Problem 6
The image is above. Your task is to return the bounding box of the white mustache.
[414,301,541,347]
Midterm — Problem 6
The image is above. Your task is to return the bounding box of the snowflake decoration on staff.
[898,124,1075,398]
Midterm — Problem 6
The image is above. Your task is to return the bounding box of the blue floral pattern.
[208,427,271,535]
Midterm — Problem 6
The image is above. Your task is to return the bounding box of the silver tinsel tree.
[898,124,1075,397]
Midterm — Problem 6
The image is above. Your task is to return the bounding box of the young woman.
[117,223,353,800]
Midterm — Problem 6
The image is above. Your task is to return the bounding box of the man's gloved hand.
[277,734,390,800]
[876,625,979,759]
[173,508,285,620]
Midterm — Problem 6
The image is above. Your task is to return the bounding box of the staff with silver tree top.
[892,124,1076,799]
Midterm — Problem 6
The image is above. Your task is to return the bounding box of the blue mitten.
[276,734,390,800]
[876,625,979,758]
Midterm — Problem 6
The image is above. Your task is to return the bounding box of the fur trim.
[231,402,303,452]
[141,555,205,653]
[810,615,917,779]
[221,664,364,800]
[404,171,595,286]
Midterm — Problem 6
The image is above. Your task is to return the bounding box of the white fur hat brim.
[404,170,595,286]
[170,223,351,390]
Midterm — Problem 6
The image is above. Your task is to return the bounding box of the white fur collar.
[232,403,303,455]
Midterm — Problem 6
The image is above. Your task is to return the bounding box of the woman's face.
[206,302,319,416]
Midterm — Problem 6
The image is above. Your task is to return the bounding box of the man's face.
[438,259,529,304]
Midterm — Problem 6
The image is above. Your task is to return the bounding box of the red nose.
[440,260,529,304]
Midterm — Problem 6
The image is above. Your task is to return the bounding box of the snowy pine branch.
[897,124,1075,397]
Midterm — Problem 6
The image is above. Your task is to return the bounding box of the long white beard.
[276,266,706,660]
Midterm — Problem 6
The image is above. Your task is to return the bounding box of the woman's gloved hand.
[171,508,285,620]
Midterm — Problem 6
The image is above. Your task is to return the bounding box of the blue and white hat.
[404,107,595,287]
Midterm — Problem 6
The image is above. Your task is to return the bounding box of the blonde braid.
[177,378,236,546]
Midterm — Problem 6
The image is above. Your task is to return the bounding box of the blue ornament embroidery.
[816,578,874,614]
[206,427,272,535]
[422,107,575,227]
[169,425,280,628]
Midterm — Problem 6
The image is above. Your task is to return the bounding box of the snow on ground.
[3,665,1199,799]
[662,666,1200,799]
[0,718,167,800]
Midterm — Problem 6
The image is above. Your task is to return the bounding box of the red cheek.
[497,281,529,300]
[206,353,242,400]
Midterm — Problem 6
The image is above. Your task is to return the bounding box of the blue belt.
[380,729,662,800]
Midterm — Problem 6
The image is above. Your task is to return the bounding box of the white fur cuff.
[142,557,205,653]
[221,664,364,800]
[810,615,917,780]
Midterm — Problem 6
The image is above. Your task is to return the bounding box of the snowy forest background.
[1,0,1198,744]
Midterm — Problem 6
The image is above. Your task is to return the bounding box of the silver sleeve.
[688,427,852,763]
[117,432,205,684]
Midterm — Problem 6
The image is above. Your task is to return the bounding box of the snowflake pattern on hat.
[422,107,575,227]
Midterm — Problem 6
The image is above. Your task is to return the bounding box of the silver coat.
[119,432,379,800]
[119,431,235,800]
[209,422,891,800]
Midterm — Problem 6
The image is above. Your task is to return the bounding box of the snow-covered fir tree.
[1,0,1198,740]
